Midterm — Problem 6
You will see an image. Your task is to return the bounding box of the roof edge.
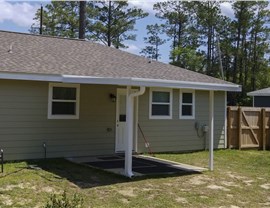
[0,72,241,92]
[247,92,270,96]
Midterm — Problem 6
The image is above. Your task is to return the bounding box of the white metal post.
[209,90,214,171]
[125,86,134,177]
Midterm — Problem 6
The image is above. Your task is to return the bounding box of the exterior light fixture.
[110,93,116,102]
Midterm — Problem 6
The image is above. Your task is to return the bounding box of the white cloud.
[128,0,155,13]
[220,2,234,19]
[0,0,39,27]
[122,43,141,55]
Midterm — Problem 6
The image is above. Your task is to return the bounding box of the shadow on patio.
[22,155,204,189]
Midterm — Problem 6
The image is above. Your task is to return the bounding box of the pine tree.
[88,1,148,48]
[140,24,166,60]
[30,1,82,38]
[153,1,199,62]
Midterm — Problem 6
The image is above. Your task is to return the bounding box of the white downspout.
[125,86,146,177]
[209,90,214,171]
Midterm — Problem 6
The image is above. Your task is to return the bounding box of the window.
[180,90,195,119]
[150,88,172,119]
[48,83,80,119]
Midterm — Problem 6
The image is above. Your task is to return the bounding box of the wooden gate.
[227,107,270,150]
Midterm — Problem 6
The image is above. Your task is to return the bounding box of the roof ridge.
[0,30,87,42]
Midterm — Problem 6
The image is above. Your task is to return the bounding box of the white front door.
[115,89,138,152]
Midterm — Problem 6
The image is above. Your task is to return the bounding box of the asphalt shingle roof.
[247,87,270,96]
[0,30,237,87]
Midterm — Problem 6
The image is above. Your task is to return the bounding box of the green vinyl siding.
[0,80,117,160]
[0,80,226,160]
[137,89,226,153]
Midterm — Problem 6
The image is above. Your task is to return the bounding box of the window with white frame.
[150,88,172,119]
[48,83,80,119]
[180,90,195,119]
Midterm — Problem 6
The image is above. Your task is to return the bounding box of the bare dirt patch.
[226,172,247,180]
[175,197,188,204]
[0,195,13,206]
[0,182,32,192]
[117,188,137,197]
[120,198,130,204]
[207,184,230,191]
[260,183,270,190]
[41,186,55,193]
[221,181,240,187]
[189,175,212,185]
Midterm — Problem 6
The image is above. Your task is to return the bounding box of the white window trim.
[149,88,173,119]
[48,83,80,119]
[179,89,195,119]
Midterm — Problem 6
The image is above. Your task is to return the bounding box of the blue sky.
[0,1,234,63]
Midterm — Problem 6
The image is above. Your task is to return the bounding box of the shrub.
[44,190,84,208]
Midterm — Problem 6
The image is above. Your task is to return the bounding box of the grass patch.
[0,150,270,207]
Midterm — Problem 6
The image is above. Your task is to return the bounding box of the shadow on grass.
[24,158,200,189]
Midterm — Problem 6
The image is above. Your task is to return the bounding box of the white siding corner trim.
[179,89,195,119]
[149,88,173,119]
[48,83,80,119]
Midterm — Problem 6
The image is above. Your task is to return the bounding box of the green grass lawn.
[0,150,270,207]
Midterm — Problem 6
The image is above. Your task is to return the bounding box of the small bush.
[44,190,84,208]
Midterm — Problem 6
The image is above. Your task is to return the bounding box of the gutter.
[0,72,241,92]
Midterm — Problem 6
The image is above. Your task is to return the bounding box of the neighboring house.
[247,88,270,107]
[0,31,241,177]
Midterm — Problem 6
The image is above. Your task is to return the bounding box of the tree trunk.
[107,1,112,47]
[79,1,86,39]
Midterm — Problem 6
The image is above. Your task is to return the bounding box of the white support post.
[124,86,146,178]
[125,86,134,177]
[209,90,214,171]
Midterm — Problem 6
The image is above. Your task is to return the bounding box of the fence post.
[238,107,242,150]
[227,107,231,149]
[261,108,266,151]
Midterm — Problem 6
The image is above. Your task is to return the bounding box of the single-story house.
[247,87,270,107]
[0,31,241,177]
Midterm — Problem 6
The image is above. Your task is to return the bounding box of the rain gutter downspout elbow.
[130,86,146,98]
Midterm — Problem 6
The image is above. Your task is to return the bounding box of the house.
[0,31,241,177]
[247,88,270,107]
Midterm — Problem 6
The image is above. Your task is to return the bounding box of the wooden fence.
[227,106,270,150]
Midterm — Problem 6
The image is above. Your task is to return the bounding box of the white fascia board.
[0,72,62,82]
[0,72,241,92]
[63,75,242,92]
[247,92,270,96]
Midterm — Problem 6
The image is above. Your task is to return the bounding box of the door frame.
[115,88,138,153]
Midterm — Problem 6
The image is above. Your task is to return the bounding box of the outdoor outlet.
[145,142,150,148]
[202,125,209,133]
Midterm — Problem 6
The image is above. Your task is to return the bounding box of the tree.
[194,1,222,76]
[30,1,82,38]
[30,1,147,49]
[153,1,199,62]
[249,1,270,91]
[140,24,166,60]
[171,47,204,72]
[88,1,148,48]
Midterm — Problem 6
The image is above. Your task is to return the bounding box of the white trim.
[115,88,139,153]
[149,88,173,119]
[209,91,214,171]
[179,89,195,119]
[48,83,80,119]
[0,72,241,92]
[224,92,227,149]
[125,86,146,178]
[134,97,139,152]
